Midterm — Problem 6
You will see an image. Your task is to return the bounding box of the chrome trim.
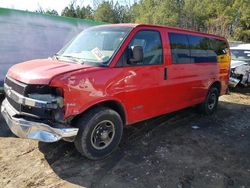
[4,83,59,109]
[6,76,27,88]
[1,99,78,142]
[229,77,240,88]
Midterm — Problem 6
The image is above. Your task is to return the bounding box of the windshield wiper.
[57,55,85,64]
[53,53,60,60]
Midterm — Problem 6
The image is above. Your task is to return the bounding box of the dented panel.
[230,60,250,87]
[50,67,126,120]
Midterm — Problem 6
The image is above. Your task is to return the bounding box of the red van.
[1,24,230,160]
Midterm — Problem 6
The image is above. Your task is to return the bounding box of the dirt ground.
[0,89,250,188]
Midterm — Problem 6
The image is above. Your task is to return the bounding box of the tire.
[198,87,219,115]
[74,107,123,160]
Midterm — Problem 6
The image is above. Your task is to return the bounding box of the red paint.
[7,59,94,85]
[7,24,230,125]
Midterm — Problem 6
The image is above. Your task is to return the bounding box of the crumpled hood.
[231,60,248,69]
[7,59,92,85]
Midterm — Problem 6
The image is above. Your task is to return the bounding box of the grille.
[5,77,27,95]
[4,77,54,120]
[5,77,27,112]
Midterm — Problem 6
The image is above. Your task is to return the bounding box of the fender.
[49,66,128,123]
[75,97,128,124]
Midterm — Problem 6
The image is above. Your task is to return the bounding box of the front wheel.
[74,107,123,160]
[198,87,219,115]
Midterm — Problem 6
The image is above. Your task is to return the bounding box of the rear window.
[169,32,228,64]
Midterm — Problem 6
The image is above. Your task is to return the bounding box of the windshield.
[231,49,250,61]
[57,26,132,65]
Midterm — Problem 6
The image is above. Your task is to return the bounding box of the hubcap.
[208,93,216,110]
[91,120,115,150]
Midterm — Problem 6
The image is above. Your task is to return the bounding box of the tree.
[126,3,140,23]
[114,2,131,23]
[134,0,157,24]
[61,2,93,19]
[133,0,181,26]
[229,0,250,42]
[76,5,94,19]
[45,9,59,16]
[94,1,118,23]
[35,0,250,42]
[61,2,77,17]
[35,6,59,16]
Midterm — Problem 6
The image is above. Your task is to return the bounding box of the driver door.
[119,29,166,124]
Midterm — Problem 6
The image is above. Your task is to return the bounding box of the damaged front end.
[1,76,78,142]
[229,60,250,88]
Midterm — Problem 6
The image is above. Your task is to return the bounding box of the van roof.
[231,43,250,50]
[95,23,226,40]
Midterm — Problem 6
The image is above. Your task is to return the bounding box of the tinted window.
[128,30,163,65]
[188,35,217,63]
[169,32,228,64]
[210,39,227,56]
[169,33,190,64]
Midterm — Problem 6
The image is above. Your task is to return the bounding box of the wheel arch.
[209,81,221,95]
[72,99,127,126]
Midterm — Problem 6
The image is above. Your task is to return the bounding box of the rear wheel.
[198,87,219,115]
[74,107,123,160]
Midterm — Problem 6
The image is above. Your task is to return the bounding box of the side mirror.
[129,46,143,63]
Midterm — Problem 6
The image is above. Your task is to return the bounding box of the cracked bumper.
[1,99,78,142]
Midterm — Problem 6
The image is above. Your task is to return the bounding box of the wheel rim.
[90,120,115,150]
[208,93,216,110]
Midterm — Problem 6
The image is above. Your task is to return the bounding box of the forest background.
[37,0,250,42]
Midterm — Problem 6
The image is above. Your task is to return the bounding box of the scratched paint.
[0,8,104,89]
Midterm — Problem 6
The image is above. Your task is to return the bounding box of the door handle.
[164,67,168,80]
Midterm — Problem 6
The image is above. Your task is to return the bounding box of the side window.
[127,30,163,65]
[188,35,217,63]
[211,39,229,63]
[169,32,227,64]
[206,38,218,63]
[211,39,227,55]
[169,33,190,64]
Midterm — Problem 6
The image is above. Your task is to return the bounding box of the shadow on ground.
[38,100,250,188]
[230,86,250,95]
[38,108,197,188]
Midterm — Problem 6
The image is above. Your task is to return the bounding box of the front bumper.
[1,99,78,142]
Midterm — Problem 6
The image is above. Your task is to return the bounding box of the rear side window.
[128,30,163,65]
[169,33,190,64]
[169,32,228,64]
[210,39,227,55]
[188,35,217,63]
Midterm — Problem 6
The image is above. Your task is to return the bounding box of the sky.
[0,0,93,14]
